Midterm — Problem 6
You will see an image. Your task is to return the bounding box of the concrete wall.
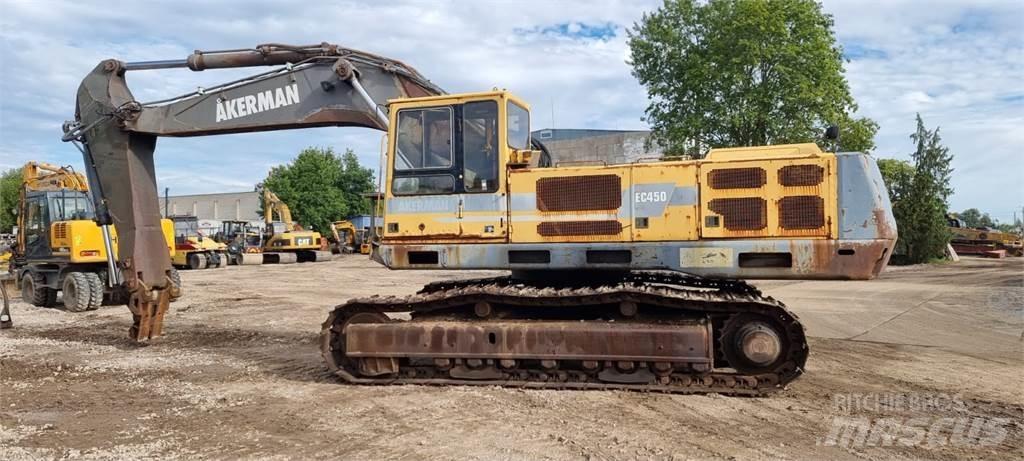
[161,191,260,222]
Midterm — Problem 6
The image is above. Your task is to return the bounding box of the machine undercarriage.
[322,271,807,395]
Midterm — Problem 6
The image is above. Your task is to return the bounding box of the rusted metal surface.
[708,198,767,230]
[536,174,621,212]
[321,271,807,395]
[778,164,824,187]
[537,221,622,237]
[345,321,712,363]
[707,167,767,189]
[778,196,825,230]
[65,43,447,340]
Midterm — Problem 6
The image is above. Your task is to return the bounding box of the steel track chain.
[322,272,807,396]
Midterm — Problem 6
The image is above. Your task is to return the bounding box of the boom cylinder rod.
[124,59,189,71]
[347,75,390,128]
[100,225,122,287]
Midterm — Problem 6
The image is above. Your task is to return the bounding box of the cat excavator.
[261,189,332,263]
[63,42,896,394]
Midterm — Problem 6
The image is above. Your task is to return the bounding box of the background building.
[531,128,662,165]
[161,191,262,235]
[160,191,260,221]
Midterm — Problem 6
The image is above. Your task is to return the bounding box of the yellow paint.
[379,90,839,247]
[50,218,175,263]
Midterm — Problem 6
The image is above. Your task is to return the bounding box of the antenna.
[550,97,556,130]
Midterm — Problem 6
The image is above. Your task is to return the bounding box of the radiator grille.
[779,165,824,187]
[536,175,621,212]
[708,198,767,231]
[708,168,766,189]
[779,196,825,229]
[537,220,622,236]
[53,222,68,240]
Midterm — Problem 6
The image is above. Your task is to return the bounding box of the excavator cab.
[382,91,533,244]
[19,189,96,261]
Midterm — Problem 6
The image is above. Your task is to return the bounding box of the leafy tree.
[260,147,374,235]
[954,208,995,228]
[877,159,914,205]
[628,0,878,158]
[337,149,375,216]
[995,219,1022,234]
[0,168,20,233]
[896,114,953,263]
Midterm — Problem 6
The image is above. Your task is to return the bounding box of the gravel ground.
[1,255,1021,460]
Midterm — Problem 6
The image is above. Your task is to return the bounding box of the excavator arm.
[62,42,443,340]
[263,189,294,227]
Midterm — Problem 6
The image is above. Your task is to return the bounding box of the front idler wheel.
[720,314,788,374]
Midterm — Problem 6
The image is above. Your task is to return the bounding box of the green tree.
[260,147,375,235]
[0,168,20,233]
[995,219,1022,234]
[337,149,375,216]
[877,158,914,205]
[628,0,878,158]
[898,114,954,263]
[954,208,994,228]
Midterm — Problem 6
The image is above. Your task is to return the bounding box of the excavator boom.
[64,42,442,339]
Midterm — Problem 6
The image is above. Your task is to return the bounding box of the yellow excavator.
[63,42,896,394]
[330,220,371,255]
[261,189,333,264]
[10,162,180,311]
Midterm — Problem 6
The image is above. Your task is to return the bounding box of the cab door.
[22,193,51,260]
[383,99,506,241]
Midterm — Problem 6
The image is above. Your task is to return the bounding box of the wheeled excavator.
[63,42,896,394]
[10,162,181,312]
[261,189,332,263]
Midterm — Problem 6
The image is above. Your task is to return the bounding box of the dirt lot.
[1,256,1021,460]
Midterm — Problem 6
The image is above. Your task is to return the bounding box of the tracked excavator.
[64,42,896,394]
[260,189,333,263]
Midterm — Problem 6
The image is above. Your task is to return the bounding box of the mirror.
[825,125,840,141]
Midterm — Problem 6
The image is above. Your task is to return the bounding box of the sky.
[1,0,1022,222]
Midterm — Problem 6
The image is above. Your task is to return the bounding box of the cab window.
[507,101,530,150]
[462,101,498,192]
[25,200,45,245]
[392,106,456,196]
[395,107,452,170]
[50,194,94,221]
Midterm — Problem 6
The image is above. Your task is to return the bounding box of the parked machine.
[10,162,180,312]
[169,215,228,269]
[329,220,370,254]
[260,189,333,264]
[63,42,896,394]
[215,220,265,265]
[947,215,1023,257]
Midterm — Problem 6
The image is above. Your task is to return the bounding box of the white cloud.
[0,0,1020,221]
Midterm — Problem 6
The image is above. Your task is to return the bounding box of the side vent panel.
[708,198,767,231]
[537,221,622,236]
[708,168,766,189]
[536,175,621,212]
